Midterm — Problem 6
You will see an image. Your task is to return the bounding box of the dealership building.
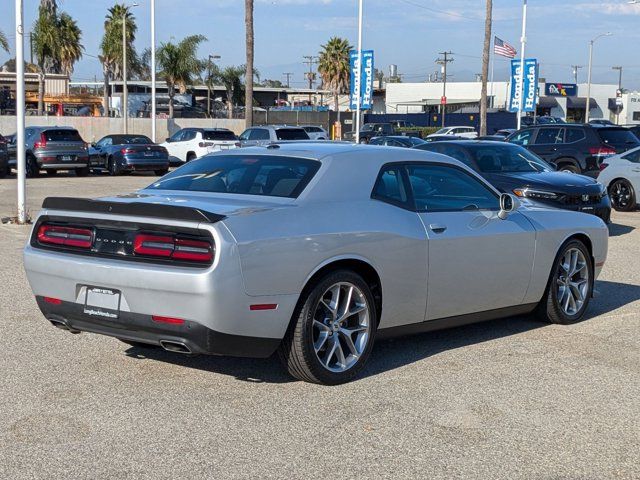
[384,81,634,124]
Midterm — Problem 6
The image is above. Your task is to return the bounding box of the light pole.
[207,54,221,117]
[354,0,363,144]
[516,0,527,131]
[15,0,26,223]
[151,0,156,142]
[585,32,612,123]
[613,66,623,124]
[122,2,138,134]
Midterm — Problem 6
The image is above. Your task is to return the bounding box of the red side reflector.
[250,304,278,311]
[152,315,185,325]
[43,296,62,305]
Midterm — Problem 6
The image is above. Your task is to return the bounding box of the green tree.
[32,1,84,115]
[99,3,139,117]
[0,30,9,53]
[217,66,245,119]
[318,36,352,113]
[245,0,254,127]
[157,34,206,118]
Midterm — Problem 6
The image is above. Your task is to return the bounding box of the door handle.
[429,224,447,233]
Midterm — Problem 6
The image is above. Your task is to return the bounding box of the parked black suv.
[507,124,640,176]
[414,140,611,223]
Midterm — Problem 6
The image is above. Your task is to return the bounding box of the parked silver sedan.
[23,143,608,384]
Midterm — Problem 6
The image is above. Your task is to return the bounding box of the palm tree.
[479,0,492,136]
[318,37,352,113]
[0,30,9,53]
[217,66,245,119]
[245,0,254,127]
[100,3,139,117]
[157,35,206,118]
[32,1,83,115]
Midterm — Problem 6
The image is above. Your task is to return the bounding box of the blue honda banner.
[350,50,374,110]
[509,58,538,113]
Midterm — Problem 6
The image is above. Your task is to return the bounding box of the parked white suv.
[427,126,478,139]
[301,125,329,140]
[161,128,238,164]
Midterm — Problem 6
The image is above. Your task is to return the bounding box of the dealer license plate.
[83,287,121,319]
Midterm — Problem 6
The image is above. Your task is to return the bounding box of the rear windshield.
[597,128,639,145]
[203,130,237,141]
[112,135,152,145]
[275,128,309,140]
[146,155,320,198]
[468,145,550,173]
[43,129,82,142]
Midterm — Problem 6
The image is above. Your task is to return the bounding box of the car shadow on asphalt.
[123,280,640,384]
[608,222,635,237]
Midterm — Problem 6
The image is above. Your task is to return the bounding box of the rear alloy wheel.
[108,157,120,176]
[537,240,593,324]
[26,155,39,178]
[278,270,376,385]
[609,179,636,212]
[559,164,580,174]
[75,166,90,177]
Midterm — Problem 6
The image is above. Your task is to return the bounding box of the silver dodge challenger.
[24,143,608,385]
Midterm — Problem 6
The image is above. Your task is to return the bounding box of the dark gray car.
[17,126,90,177]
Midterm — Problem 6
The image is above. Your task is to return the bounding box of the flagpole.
[354,0,363,144]
[489,41,495,109]
[516,0,527,130]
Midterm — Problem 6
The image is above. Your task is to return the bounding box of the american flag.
[494,36,517,58]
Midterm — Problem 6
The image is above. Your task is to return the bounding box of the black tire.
[536,239,594,325]
[26,155,39,178]
[186,153,196,162]
[108,157,120,176]
[46,169,58,176]
[154,168,169,176]
[75,166,90,177]
[609,179,636,212]
[278,269,377,385]
[558,163,580,174]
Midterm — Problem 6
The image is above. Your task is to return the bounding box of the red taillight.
[121,148,135,154]
[34,133,47,149]
[133,234,174,257]
[590,146,616,157]
[235,142,241,148]
[133,233,213,263]
[37,224,93,248]
[43,296,62,305]
[599,162,609,171]
[152,315,185,325]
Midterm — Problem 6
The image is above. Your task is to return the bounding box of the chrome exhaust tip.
[48,318,81,334]
[159,340,192,354]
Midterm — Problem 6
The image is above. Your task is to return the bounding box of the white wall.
[0,116,246,142]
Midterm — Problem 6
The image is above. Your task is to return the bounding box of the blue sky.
[2,0,640,88]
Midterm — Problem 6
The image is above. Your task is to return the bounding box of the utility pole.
[436,51,453,128]
[303,55,318,105]
[612,66,623,90]
[16,0,27,224]
[571,65,582,84]
[283,72,293,88]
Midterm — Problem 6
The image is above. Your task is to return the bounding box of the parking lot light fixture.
[585,32,612,123]
[151,0,156,142]
[15,0,27,223]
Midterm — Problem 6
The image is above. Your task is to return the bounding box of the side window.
[534,128,564,144]
[250,129,270,140]
[97,137,112,147]
[239,129,251,141]
[406,164,499,212]
[372,165,409,207]
[565,128,586,143]
[622,149,640,163]
[183,130,197,141]
[437,145,471,166]
[169,130,184,142]
[509,130,533,146]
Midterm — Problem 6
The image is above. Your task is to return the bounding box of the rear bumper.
[37,297,280,357]
[35,153,89,169]
[122,157,169,171]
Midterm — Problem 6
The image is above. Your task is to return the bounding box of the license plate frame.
[83,286,121,319]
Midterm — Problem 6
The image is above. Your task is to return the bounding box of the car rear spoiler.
[42,197,225,223]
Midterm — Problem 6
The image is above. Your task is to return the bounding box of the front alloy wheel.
[609,179,636,212]
[278,270,376,385]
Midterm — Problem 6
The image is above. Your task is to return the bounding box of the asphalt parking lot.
[0,172,638,479]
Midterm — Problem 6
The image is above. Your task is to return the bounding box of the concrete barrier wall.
[0,116,246,142]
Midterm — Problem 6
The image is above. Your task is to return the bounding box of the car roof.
[420,140,521,148]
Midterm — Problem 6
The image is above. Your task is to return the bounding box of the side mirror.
[498,193,520,220]
[165,137,171,142]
